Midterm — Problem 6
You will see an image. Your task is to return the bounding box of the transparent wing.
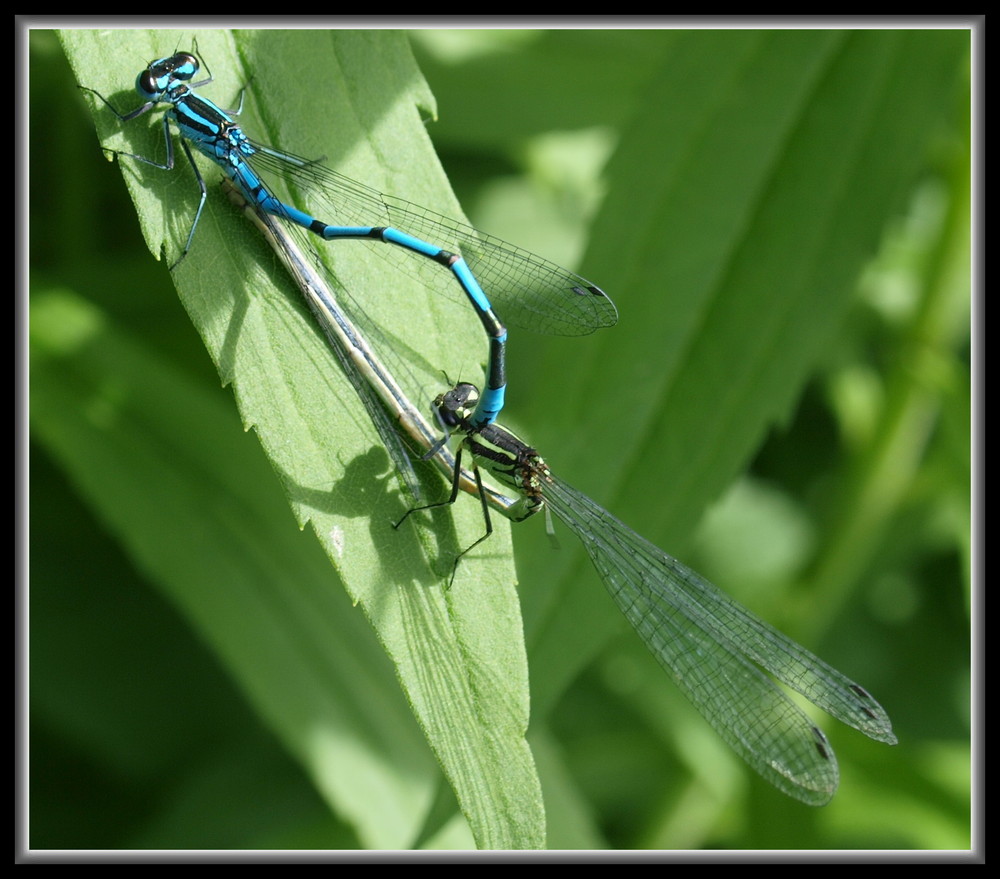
[543,475,896,805]
[250,145,619,336]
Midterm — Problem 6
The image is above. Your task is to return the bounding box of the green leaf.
[52,28,541,850]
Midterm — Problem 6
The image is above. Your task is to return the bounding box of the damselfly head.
[136,52,200,101]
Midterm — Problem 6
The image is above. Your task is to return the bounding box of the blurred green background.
[28,28,972,850]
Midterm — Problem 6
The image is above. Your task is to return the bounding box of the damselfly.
[80,45,617,429]
[398,381,897,805]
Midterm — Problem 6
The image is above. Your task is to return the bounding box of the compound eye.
[169,52,200,80]
[440,408,463,428]
[135,69,159,98]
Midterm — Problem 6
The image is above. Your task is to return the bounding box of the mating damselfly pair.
[80,39,896,807]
